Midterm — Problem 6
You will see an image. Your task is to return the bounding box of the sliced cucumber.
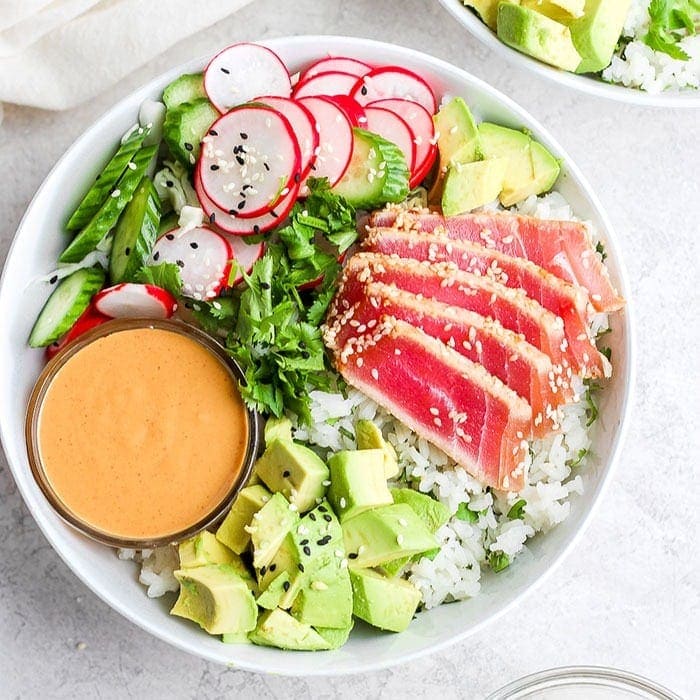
[163,98,219,169]
[332,128,410,209]
[59,145,158,264]
[66,126,150,232]
[29,268,105,347]
[109,177,161,283]
[162,73,206,109]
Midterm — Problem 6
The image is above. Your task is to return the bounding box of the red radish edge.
[292,71,360,99]
[350,66,437,114]
[300,56,372,82]
[94,283,177,320]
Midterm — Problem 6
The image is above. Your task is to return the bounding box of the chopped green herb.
[488,551,510,573]
[601,346,612,362]
[454,502,479,522]
[644,0,699,61]
[507,499,527,520]
[566,448,589,468]
[134,262,183,297]
[583,379,602,427]
[595,240,607,261]
[338,426,355,441]
[189,296,237,336]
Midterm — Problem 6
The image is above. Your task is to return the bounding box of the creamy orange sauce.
[38,327,249,540]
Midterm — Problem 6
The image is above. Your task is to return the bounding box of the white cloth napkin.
[0,0,253,111]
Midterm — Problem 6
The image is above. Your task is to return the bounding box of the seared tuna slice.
[336,253,568,369]
[323,280,568,435]
[363,228,604,378]
[367,208,624,313]
[333,316,531,490]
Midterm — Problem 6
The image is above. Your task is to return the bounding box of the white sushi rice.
[119,192,607,610]
[602,0,700,93]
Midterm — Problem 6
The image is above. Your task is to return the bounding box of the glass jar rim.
[25,317,261,549]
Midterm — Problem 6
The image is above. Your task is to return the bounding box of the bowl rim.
[435,0,700,108]
[24,317,261,549]
[0,34,636,675]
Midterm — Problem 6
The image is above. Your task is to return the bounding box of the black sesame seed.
[260,566,267,576]
[153,251,160,261]
[294,172,301,183]
[348,552,358,560]
[310,164,317,171]
[233,145,242,154]
[220,67,230,74]
[208,129,218,136]
[228,209,238,217]
[240,132,248,140]
[298,563,305,573]
[253,225,260,234]
[270,210,279,218]
[269,564,277,572]
[316,536,331,546]
[301,350,310,359]
[237,201,246,210]
[299,539,309,546]
[235,155,245,166]
[242,184,253,191]
[184,302,193,310]
[317,504,326,512]
[299,340,307,349]
[124,247,131,256]
[303,546,311,556]
[210,164,219,171]
[263,162,270,171]
[49,275,58,284]
[323,514,332,522]
[209,213,216,224]
[282,470,291,478]
[166,180,174,187]
[176,260,185,268]
[282,580,290,592]
[165,234,174,241]
[260,281,271,290]
[184,142,193,152]
[308,513,316,521]
[239,191,247,199]
[360,85,368,95]
[190,242,198,249]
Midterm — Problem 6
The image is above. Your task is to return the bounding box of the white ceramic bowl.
[0,35,635,675]
[436,0,700,107]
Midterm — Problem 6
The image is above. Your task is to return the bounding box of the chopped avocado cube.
[355,419,399,478]
[249,609,331,650]
[390,488,451,533]
[259,502,349,613]
[256,572,291,610]
[497,3,583,72]
[249,492,300,570]
[178,531,237,568]
[477,122,560,206]
[255,439,329,513]
[215,484,271,554]
[327,449,393,522]
[342,503,438,568]
[570,0,632,74]
[378,555,411,578]
[221,631,251,644]
[290,574,353,629]
[441,157,509,215]
[434,97,481,167]
[315,621,354,649]
[264,416,293,444]
[350,569,422,633]
[464,0,501,30]
[170,564,257,636]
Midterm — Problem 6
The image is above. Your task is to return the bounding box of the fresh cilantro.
[507,499,527,520]
[134,263,183,297]
[601,346,612,362]
[488,551,511,573]
[567,448,589,468]
[455,502,479,522]
[644,0,699,60]
[338,426,355,441]
[583,379,602,427]
[188,297,237,336]
[595,241,607,261]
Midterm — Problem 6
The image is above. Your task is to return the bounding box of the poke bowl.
[436,0,700,107]
[0,35,634,675]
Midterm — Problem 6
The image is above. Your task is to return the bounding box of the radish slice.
[152,227,232,300]
[195,165,298,236]
[204,42,291,113]
[366,98,437,187]
[221,235,266,285]
[46,306,110,360]
[293,71,359,99]
[351,66,437,114]
[198,104,300,218]
[296,96,354,194]
[324,95,367,127]
[301,56,372,81]
[94,283,177,319]
[253,95,319,179]
[363,106,416,173]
